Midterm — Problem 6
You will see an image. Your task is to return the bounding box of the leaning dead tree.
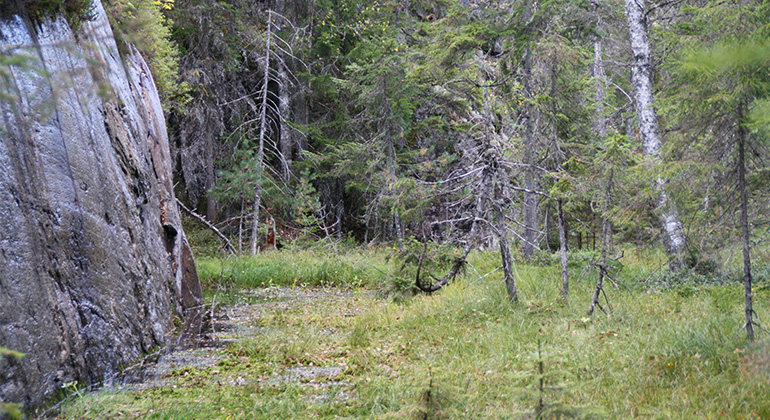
[413,155,520,301]
[415,165,488,293]
[415,243,469,293]
[414,79,519,302]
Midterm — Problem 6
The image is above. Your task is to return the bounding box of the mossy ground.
[53,245,770,419]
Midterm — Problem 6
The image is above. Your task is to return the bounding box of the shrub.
[104,0,185,104]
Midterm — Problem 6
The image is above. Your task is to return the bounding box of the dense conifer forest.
[147,0,769,332]
[157,0,769,270]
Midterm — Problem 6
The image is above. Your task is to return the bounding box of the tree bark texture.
[278,59,292,181]
[624,0,686,266]
[496,179,517,302]
[592,37,607,137]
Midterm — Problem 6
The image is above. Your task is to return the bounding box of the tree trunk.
[589,170,612,316]
[292,78,308,159]
[278,60,292,181]
[583,24,609,305]
[558,199,569,301]
[205,140,217,221]
[386,128,404,245]
[738,114,754,341]
[624,0,686,268]
[588,215,611,315]
[500,220,517,302]
[238,200,244,256]
[250,11,272,255]
[250,188,262,255]
[521,0,539,259]
[496,181,517,302]
[592,36,607,138]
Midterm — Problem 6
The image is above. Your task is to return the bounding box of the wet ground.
[106,287,371,394]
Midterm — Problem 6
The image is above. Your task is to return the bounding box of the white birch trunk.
[624,0,686,264]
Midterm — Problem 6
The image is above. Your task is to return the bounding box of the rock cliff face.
[0,1,201,411]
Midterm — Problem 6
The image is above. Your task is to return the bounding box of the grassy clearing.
[55,247,770,419]
[197,248,392,290]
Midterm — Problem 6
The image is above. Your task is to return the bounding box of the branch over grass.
[177,198,237,255]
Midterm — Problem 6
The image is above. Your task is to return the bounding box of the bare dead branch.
[176,198,237,255]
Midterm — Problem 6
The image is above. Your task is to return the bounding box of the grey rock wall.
[0,1,201,411]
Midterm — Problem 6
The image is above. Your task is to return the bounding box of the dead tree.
[249,10,272,255]
[415,86,518,301]
[588,170,617,316]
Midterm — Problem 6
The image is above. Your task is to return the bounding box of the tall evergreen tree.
[664,0,770,339]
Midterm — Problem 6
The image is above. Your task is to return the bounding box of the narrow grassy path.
[54,286,388,419]
[54,262,770,419]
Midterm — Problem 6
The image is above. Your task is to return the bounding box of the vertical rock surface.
[0,1,201,411]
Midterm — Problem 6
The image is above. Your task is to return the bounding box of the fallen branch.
[415,242,468,293]
[176,198,237,255]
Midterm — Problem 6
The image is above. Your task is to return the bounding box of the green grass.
[197,248,391,290]
[55,247,770,419]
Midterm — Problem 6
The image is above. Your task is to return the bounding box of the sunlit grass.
[57,246,770,419]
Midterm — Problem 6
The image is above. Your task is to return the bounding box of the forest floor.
[124,287,374,396]
[52,248,770,419]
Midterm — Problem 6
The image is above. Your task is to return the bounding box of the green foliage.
[514,339,606,419]
[0,347,25,361]
[659,0,770,262]
[104,0,185,103]
[0,402,24,420]
[212,125,322,242]
[653,264,736,291]
[19,0,96,29]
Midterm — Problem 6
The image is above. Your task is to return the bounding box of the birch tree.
[624,0,687,268]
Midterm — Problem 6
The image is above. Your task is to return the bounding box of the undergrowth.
[14,0,95,29]
[197,249,389,290]
[55,246,770,419]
